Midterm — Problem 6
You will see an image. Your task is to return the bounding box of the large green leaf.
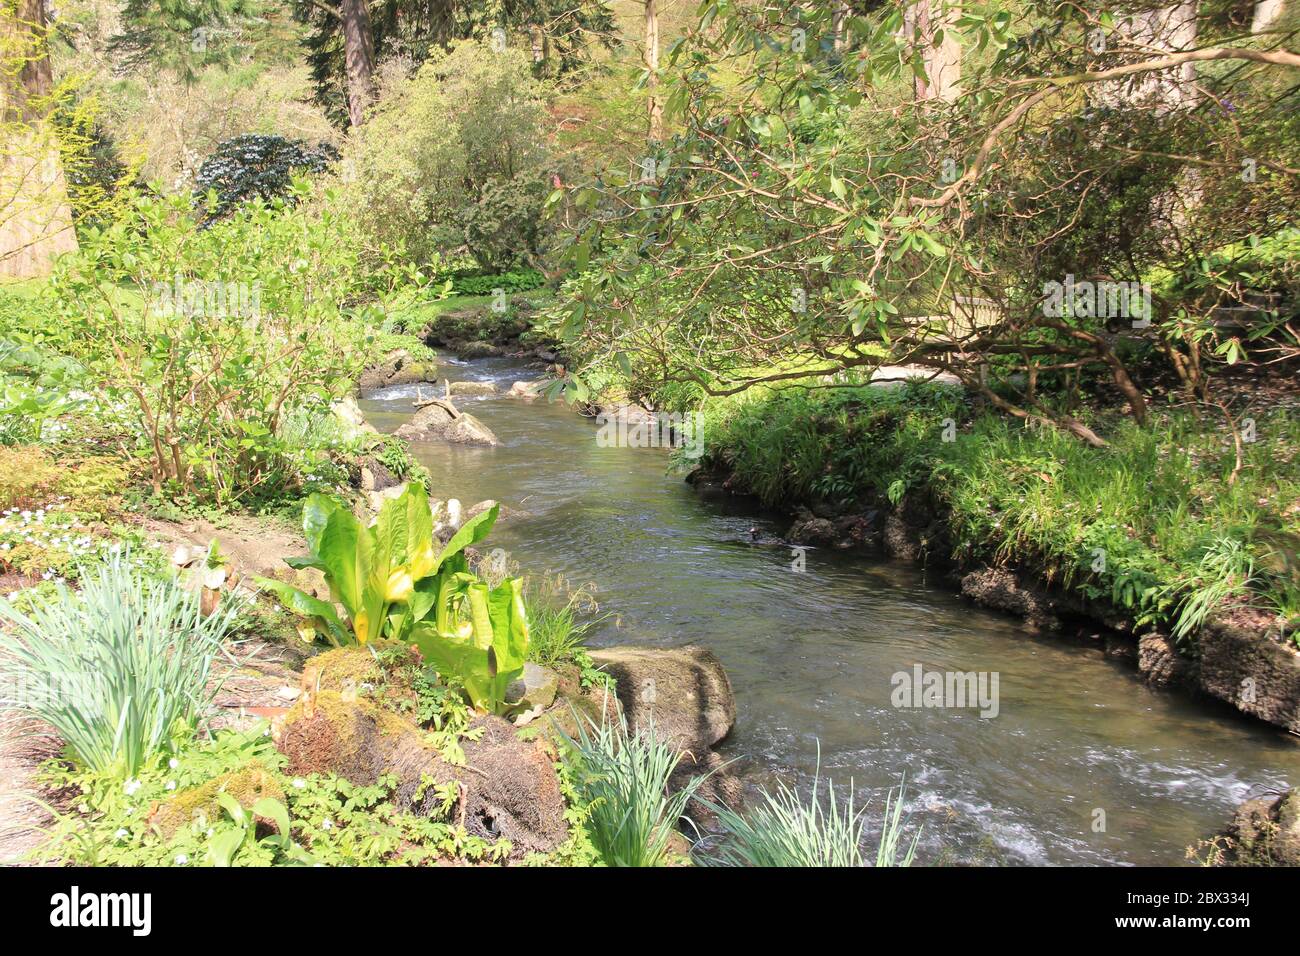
[253,577,351,646]
[412,627,492,709]
[484,577,529,707]
[433,504,500,574]
[301,493,342,557]
[411,573,529,715]
[375,482,433,576]
[318,506,367,617]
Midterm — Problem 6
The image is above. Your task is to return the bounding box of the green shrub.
[0,552,234,776]
[434,267,547,297]
[342,40,552,271]
[258,484,530,715]
[193,134,339,222]
[49,188,377,504]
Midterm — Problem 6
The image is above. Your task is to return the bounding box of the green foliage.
[194,134,339,221]
[0,551,233,777]
[295,0,617,126]
[34,725,510,866]
[410,574,530,717]
[524,577,609,688]
[343,39,552,270]
[549,1,1298,441]
[434,267,547,297]
[48,187,376,504]
[259,484,532,713]
[559,713,706,867]
[703,385,1300,642]
[706,771,920,868]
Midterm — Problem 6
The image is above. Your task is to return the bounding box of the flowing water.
[361,359,1300,866]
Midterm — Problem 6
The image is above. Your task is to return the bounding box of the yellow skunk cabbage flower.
[409,545,438,580]
[385,568,415,603]
[353,609,371,644]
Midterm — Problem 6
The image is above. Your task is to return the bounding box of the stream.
[360,358,1300,866]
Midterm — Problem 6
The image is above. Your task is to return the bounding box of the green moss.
[150,760,285,837]
[301,642,423,714]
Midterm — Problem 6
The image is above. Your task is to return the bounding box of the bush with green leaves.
[48,187,378,504]
[342,40,552,271]
[194,134,339,222]
[33,724,511,866]
[0,551,234,777]
[435,267,547,297]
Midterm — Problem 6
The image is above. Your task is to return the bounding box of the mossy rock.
[536,663,620,744]
[1213,789,1300,866]
[276,690,569,856]
[300,642,424,715]
[149,761,285,838]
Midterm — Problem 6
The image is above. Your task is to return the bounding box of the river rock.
[275,690,567,855]
[588,646,735,755]
[787,509,838,546]
[784,509,882,550]
[395,402,499,446]
[960,567,1060,630]
[586,645,740,814]
[883,512,925,562]
[1137,632,1196,688]
[1210,788,1300,866]
[505,663,559,725]
[331,397,377,436]
[506,380,544,401]
[448,381,497,397]
[1197,609,1300,732]
[455,340,502,359]
[358,349,439,394]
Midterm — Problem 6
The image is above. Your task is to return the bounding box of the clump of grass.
[705,767,921,867]
[560,712,707,867]
[0,551,234,776]
[527,578,605,668]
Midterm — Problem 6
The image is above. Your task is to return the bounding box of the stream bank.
[687,462,1300,736]
[359,357,1300,866]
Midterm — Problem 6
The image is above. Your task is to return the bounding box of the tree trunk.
[905,2,962,102]
[1252,0,1286,31]
[530,24,545,73]
[0,0,77,279]
[1115,3,1200,111]
[644,0,662,143]
[340,0,376,128]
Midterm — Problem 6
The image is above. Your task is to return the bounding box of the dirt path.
[0,713,59,864]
